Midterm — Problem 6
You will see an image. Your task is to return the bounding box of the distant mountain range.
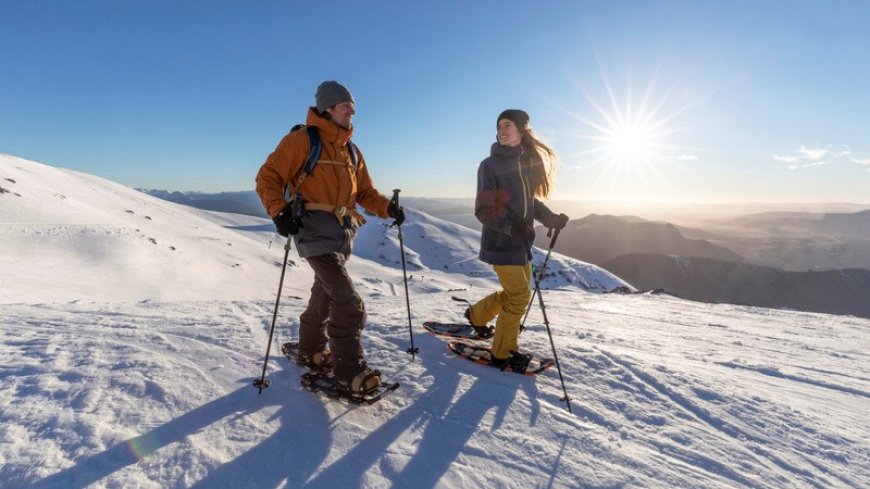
[534,213,743,263]
[534,213,870,319]
[601,254,870,318]
[684,210,870,271]
[725,210,870,239]
[139,189,269,217]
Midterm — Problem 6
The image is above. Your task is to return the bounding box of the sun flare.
[561,68,701,200]
[604,120,658,164]
[577,89,675,170]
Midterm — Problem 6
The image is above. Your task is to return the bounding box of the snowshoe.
[447,340,553,376]
[300,371,399,405]
[423,320,494,340]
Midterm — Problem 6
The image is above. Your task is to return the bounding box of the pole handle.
[389,189,404,228]
[549,227,561,248]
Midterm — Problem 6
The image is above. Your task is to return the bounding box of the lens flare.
[559,63,704,200]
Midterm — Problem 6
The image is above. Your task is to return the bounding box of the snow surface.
[1,153,868,488]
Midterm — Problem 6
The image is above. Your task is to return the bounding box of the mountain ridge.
[601,253,870,318]
[535,213,743,263]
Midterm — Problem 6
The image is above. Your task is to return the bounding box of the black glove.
[388,201,405,226]
[549,213,569,230]
[273,201,301,237]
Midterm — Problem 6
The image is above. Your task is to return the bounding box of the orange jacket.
[256,108,390,222]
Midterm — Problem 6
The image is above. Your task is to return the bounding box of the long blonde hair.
[521,128,558,199]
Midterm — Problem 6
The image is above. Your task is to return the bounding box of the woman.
[467,109,569,368]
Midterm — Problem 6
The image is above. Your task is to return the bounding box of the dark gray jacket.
[475,143,559,265]
[293,210,356,258]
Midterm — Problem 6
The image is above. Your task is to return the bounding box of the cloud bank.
[771,144,867,171]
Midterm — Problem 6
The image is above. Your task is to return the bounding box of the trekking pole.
[532,228,572,413]
[253,236,292,394]
[520,227,559,332]
[391,189,419,358]
[537,266,573,413]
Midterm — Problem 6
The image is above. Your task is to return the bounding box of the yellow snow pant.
[468,263,532,360]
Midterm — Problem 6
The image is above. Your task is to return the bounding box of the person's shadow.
[31,335,547,489]
[388,369,542,488]
[31,371,331,489]
[301,332,543,489]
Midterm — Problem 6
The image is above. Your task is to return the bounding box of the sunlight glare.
[606,120,656,163]
[559,65,702,201]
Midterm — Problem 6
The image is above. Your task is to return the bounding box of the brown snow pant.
[468,263,532,360]
[298,253,367,380]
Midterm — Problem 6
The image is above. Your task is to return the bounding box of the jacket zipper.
[517,156,529,220]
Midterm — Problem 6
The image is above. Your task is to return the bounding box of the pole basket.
[252,378,271,394]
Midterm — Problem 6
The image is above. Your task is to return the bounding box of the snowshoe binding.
[465,308,494,339]
[337,367,383,397]
[281,342,333,373]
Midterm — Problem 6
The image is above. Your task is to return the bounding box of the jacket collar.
[306,107,353,144]
[490,142,524,157]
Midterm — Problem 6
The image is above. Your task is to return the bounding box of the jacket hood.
[306,107,354,144]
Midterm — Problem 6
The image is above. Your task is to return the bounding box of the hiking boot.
[489,351,532,372]
[489,355,510,370]
[507,350,533,373]
[297,349,334,372]
[474,325,495,339]
[465,308,494,339]
[337,367,382,396]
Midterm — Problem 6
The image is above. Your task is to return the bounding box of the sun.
[559,67,701,200]
[575,85,676,170]
[604,119,658,164]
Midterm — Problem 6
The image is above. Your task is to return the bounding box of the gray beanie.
[315,80,354,113]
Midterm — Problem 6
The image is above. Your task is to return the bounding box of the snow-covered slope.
[1,154,868,488]
[0,154,288,302]
[0,153,629,304]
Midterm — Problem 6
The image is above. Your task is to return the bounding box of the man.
[255,81,404,396]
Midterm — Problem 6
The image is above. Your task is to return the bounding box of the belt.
[304,202,365,227]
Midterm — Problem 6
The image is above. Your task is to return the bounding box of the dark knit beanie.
[497,109,530,129]
[315,81,354,113]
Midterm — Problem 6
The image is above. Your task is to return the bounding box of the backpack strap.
[286,125,360,226]
[289,125,322,195]
[347,139,359,172]
[303,126,322,176]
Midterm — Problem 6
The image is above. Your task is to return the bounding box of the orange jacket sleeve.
[255,130,308,218]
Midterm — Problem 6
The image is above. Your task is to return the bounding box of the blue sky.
[2,0,869,203]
